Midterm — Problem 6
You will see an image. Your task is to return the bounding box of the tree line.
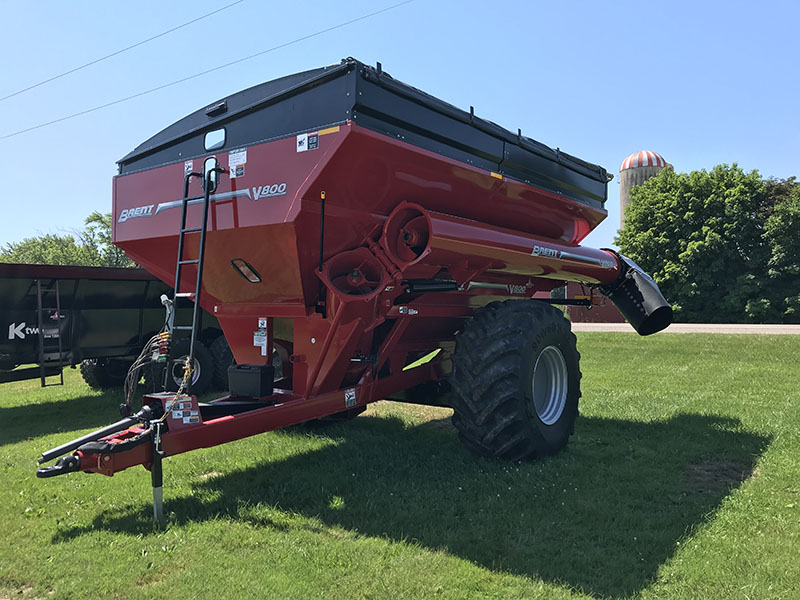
[617,165,799,323]
[0,212,134,268]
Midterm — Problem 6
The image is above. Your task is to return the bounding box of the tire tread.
[450,299,581,461]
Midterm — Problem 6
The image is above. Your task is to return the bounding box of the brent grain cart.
[37,59,672,519]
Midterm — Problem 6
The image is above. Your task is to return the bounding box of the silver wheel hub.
[531,345,568,425]
[171,356,201,388]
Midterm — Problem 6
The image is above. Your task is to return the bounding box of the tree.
[82,211,133,268]
[0,212,135,268]
[616,165,799,323]
[761,180,800,321]
[0,233,98,266]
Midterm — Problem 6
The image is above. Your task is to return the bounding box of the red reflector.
[231,258,262,283]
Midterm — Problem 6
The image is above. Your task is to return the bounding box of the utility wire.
[0,0,414,141]
[0,0,247,103]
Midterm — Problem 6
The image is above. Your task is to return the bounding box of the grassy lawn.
[1,332,798,599]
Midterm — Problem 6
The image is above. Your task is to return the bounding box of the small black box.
[228,364,274,397]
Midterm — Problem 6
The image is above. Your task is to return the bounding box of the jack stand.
[151,421,164,524]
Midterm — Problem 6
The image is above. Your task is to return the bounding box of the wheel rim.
[531,345,568,425]
[171,356,200,388]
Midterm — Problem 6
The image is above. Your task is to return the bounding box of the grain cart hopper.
[36,58,672,519]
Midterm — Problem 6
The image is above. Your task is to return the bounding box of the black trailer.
[0,263,228,393]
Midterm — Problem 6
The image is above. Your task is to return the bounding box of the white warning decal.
[296,132,318,152]
[229,148,247,178]
[253,317,268,356]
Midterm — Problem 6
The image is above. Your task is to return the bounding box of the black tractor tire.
[80,358,131,390]
[449,299,581,461]
[210,335,234,390]
[144,339,215,395]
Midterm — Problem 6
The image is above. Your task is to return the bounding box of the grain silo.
[619,150,667,227]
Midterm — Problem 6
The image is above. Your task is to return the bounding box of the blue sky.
[1,0,798,249]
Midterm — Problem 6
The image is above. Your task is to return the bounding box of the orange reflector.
[231,258,262,283]
[574,294,602,305]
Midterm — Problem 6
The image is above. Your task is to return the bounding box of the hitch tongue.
[36,454,81,478]
[37,405,154,465]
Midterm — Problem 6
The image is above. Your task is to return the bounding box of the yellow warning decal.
[490,171,503,180]
[318,126,341,136]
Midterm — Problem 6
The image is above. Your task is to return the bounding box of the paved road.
[571,323,800,334]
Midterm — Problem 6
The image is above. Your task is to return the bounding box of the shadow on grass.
[0,392,122,447]
[54,412,770,598]
[0,386,224,447]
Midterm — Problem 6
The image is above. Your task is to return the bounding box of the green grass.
[1,333,799,599]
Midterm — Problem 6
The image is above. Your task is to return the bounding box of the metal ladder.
[152,163,222,525]
[36,279,64,387]
[168,164,222,394]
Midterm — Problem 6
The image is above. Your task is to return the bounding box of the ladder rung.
[175,292,196,298]
[179,259,200,265]
[174,326,194,331]
[182,227,203,233]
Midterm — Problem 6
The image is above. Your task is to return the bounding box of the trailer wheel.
[80,358,131,390]
[145,339,214,395]
[449,300,581,461]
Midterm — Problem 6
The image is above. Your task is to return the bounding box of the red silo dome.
[620,150,666,172]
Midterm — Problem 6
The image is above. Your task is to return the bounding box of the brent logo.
[252,183,287,200]
[118,204,155,223]
[531,245,560,259]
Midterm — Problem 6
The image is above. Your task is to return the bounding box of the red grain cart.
[37,59,671,518]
